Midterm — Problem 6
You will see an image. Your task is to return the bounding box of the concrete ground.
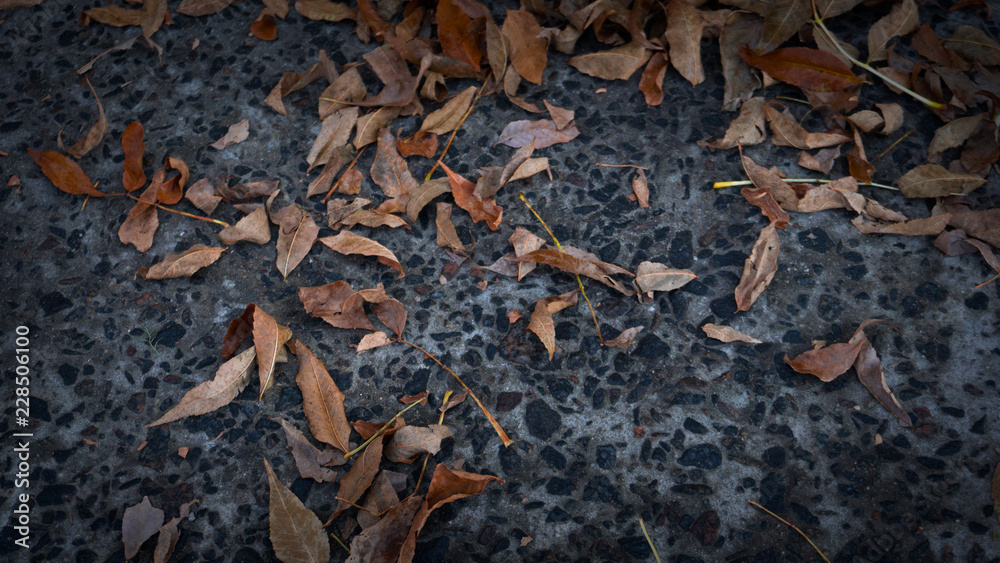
[0,1,998,562]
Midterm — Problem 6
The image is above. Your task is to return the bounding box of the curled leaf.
[702,323,762,344]
[734,222,780,312]
[527,289,578,360]
[139,245,225,279]
[319,231,403,276]
[147,347,256,426]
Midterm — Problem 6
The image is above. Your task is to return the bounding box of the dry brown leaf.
[406,178,451,222]
[147,347,256,427]
[440,392,468,414]
[356,44,421,108]
[758,0,811,52]
[300,281,374,331]
[846,110,883,133]
[319,231,404,276]
[949,209,1000,248]
[320,67,366,119]
[441,162,503,231]
[930,114,986,162]
[852,214,950,236]
[897,164,986,198]
[138,245,225,279]
[419,86,476,136]
[503,9,547,85]
[118,181,160,253]
[485,19,509,84]
[503,65,543,113]
[64,79,106,159]
[342,286,408,338]
[349,496,421,562]
[123,496,164,560]
[944,26,1000,67]
[568,40,650,80]
[867,0,919,63]
[797,147,840,174]
[543,100,575,131]
[639,52,669,106]
[740,176,791,228]
[219,180,279,201]
[28,148,106,197]
[496,119,579,149]
[699,97,767,149]
[152,500,198,563]
[121,121,146,192]
[385,425,453,463]
[370,128,417,214]
[875,103,903,134]
[666,0,706,86]
[264,458,331,563]
[785,340,864,381]
[0,0,46,9]
[332,438,383,519]
[629,169,650,208]
[734,222,780,312]
[398,131,438,158]
[854,337,912,428]
[702,323,762,344]
[352,418,404,442]
[140,0,167,39]
[846,125,875,183]
[176,0,237,17]
[253,305,288,400]
[436,0,485,72]
[357,331,393,353]
[307,107,358,171]
[510,227,545,280]
[185,178,220,214]
[435,202,465,252]
[604,326,644,349]
[634,261,697,295]
[295,341,352,454]
[718,11,762,111]
[219,207,271,245]
[210,119,249,150]
[82,5,143,27]
[527,289,578,360]
[269,199,320,279]
[265,51,337,115]
[277,418,341,483]
[765,104,852,149]
[157,156,190,205]
[221,304,255,358]
[516,247,634,294]
[507,157,551,183]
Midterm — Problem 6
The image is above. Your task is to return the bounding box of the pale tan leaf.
[666,0,706,86]
[699,97,767,149]
[928,114,983,163]
[123,497,164,560]
[253,306,287,400]
[543,100,574,130]
[510,226,545,281]
[357,331,393,353]
[434,202,465,252]
[356,108,402,148]
[210,118,249,150]
[118,182,160,253]
[139,245,226,279]
[604,326,644,349]
[496,119,579,149]
[65,79,106,159]
[866,0,918,63]
[264,458,331,563]
[875,103,903,134]
[635,261,697,294]
[319,231,404,276]
[765,104,852,149]
[294,0,356,22]
[527,290,578,360]
[419,86,476,135]
[632,169,650,208]
[702,323,762,344]
[306,107,358,170]
[406,178,451,222]
[385,425,453,462]
[185,177,221,215]
[797,147,840,174]
[897,164,986,198]
[735,222,780,312]
[568,41,650,81]
[219,206,271,245]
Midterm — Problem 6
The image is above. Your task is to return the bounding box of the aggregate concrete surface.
[1,1,998,562]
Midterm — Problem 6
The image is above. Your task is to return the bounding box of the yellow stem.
[748,500,830,563]
[343,400,421,459]
[425,81,487,181]
[126,194,229,226]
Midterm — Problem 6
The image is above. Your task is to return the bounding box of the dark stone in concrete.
[678,444,722,469]
[524,400,560,440]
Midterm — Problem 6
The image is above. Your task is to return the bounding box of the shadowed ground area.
[0,1,998,562]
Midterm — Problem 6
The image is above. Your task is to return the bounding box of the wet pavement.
[0,1,998,562]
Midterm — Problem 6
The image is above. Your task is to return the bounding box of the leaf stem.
[811,15,944,110]
[519,193,604,345]
[713,178,899,191]
[748,500,830,563]
[397,339,513,447]
[322,145,368,204]
[873,130,913,162]
[414,389,453,492]
[329,531,350,554]
[126,193,229,227]
[425,81,488,181]
[595,163,649,170]
[343,400,421,459]
[639,518,662,563]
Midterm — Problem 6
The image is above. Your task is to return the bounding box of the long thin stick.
[329,532,350,554]
[639,518,662,563]
[322,145,368,203]
[426,81,488,181]
[519,193,604,345]
[873,130,913,162]
[126,194,229,226]
[748,500,830,563]
[397,339,512,447]
[714,178,899,191]
[414,390,453,492]
[595,163,649,170]
[343,400,421,459]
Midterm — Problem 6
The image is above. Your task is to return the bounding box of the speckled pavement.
[0,2,998,562]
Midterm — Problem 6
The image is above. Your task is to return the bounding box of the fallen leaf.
[319,231,404,276]
[496,119,580,149]
[210,118,250,150]
[28,148,105,197]
[957,119,999,177]
[436,0,486,71]
[639,51,668,106]
[253,305,287,400]
[509,226,545,280]
[516,247,634,294]
[123,496,164,560]
[699,97,767,149]
[320,67,366,119]
[141,0,167,39]
[439,392,468,414]
[385,425,453,463]
[0,0,46,9]
[440,162,503,231]
[152,500,198,563]
[357,331,393,353]
[398,131,438,158]
[604,326,644,349]
[342,286,408,338]
[852,214,950,236]
[897,164,986,198]
[147,348,256,426]
[250,10,277,40]
[854,336,911,428]
[503,9,547,85]
[630,169,650,208]
[867,0,919,63]
[219,206,271,245]
[406,178,451,221]
[718,11,762,111]
[300,281,372,331]
[352,418,405,442]
[569,40,650,80]
[349,496,422,562]
[118,181,160,252]
[138,245,225,279]
[527,289,578,360]
[734,222,780,312]
[846,125,875,183]
[398,464,502,563]
[702,323,762,344]
[265,50,337,115]
[328,203,408,230]
[485,19,508,84]
[876,103,903,134]
[355,44,421,108]
[157,156,190,205]
[332,438,383,519]
[277,418,340,483]
[64,79,106,158]
[741,46,863,92]
[758,0,811,52]
[269,198,320,279]
[503,65,543,113]
[798,146,840,174]
[82,5,143,27]
[264,458,330,563]
[739,154,791,227]
[665,0,706,86]
[295,341,352,454]
[219,180,280,201]
[370,128,417,213]
[765,103,852,149]
[949,209,1000,248]
[634,261,697,295]
[176,0,237,17]
[419,86,476,136]
[944,25,1000,67]
[785,340,864,381]
[307,107,359,171]
[435,202,466,252]
[121,121,146,192]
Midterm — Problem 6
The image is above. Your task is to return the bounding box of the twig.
[414,390,453,492]
[595,163,649,170]
[639,518,662,563]
[748,500,830,563]
[333,497,378,516]
[322,145,368,203]
[397,339,512,447]
[126,193,230,227]
[873,130,913,162]
[343,400,421,459]
[519,193,604,345]
[974,271,1000,290]
[713,178,898,191]
[329,532,350,554]
[426,81,488,181]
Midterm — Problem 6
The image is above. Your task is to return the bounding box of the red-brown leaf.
[440,162,503,231]
[784,340,864,382]
[122,121,146,192]
[436,0,483,71]
[28,149,105,197]
[295,341,352,454]
[741,47,864,92]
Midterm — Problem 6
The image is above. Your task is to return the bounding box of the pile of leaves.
[8,0,1000,559]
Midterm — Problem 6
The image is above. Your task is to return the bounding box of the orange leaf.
[785,341,863,381]
[440,162,503,231]
[28,149,105,197]
[319,231,404,276]
[122,121,146,192]
[527,290,578,360]
[741,46,863,92]
[250,12,277,41]
[436,0,483,72]
[639,51,668,106]
[502,9,547,85]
